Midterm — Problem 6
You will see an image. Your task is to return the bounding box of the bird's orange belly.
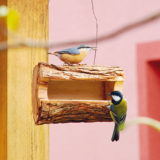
[60,52,87,64]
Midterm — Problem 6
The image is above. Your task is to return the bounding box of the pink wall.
[49,1,160,160]
[137,42,160,160]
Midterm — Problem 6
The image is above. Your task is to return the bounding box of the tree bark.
[36,100,111,125]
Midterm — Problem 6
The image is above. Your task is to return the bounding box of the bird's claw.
[63,63,71,66]
[78,63,87,66]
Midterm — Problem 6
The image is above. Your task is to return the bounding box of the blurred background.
[49,1,160,160]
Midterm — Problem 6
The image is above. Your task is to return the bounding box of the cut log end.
[32,62,124,125]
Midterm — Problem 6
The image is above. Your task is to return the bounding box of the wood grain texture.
[0,0,49,160]
[0,1,7,159]
[48,81,105,100]
[38,63,124,82]
[37,100,111,125]
[33,63,124,125]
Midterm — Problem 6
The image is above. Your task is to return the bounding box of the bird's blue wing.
[56,47,80,55]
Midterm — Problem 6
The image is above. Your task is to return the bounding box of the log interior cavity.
[48,80,107,100]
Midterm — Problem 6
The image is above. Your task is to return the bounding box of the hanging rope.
[91,0,98,65]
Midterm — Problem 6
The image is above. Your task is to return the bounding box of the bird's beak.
[91,47,97,50]
[108,93,112,96]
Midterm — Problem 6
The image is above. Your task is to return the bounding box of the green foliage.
[0,5,19,31]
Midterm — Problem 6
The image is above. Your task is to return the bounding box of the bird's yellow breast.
[110,98,127,121]
[60,51,88,64]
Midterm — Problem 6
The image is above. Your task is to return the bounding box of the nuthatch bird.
[48,45,96,65]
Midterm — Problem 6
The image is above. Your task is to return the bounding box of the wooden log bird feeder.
[32,62,124,125]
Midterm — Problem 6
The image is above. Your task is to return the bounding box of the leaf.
[7,8,19,31]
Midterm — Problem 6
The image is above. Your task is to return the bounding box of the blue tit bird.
[108,91,127,141]
[48,45,96,65]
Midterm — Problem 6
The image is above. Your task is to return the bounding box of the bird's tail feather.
[111,123,119,141]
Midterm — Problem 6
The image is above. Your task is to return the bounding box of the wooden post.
[0,0,49,160]
[0,1,7,159]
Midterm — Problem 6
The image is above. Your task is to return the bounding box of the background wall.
[49,1,160,160]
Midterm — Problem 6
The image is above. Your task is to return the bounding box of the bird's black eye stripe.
[77,45,90,49]
[78,47,89,49]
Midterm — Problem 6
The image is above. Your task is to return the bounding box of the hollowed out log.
[32,63,124,125]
